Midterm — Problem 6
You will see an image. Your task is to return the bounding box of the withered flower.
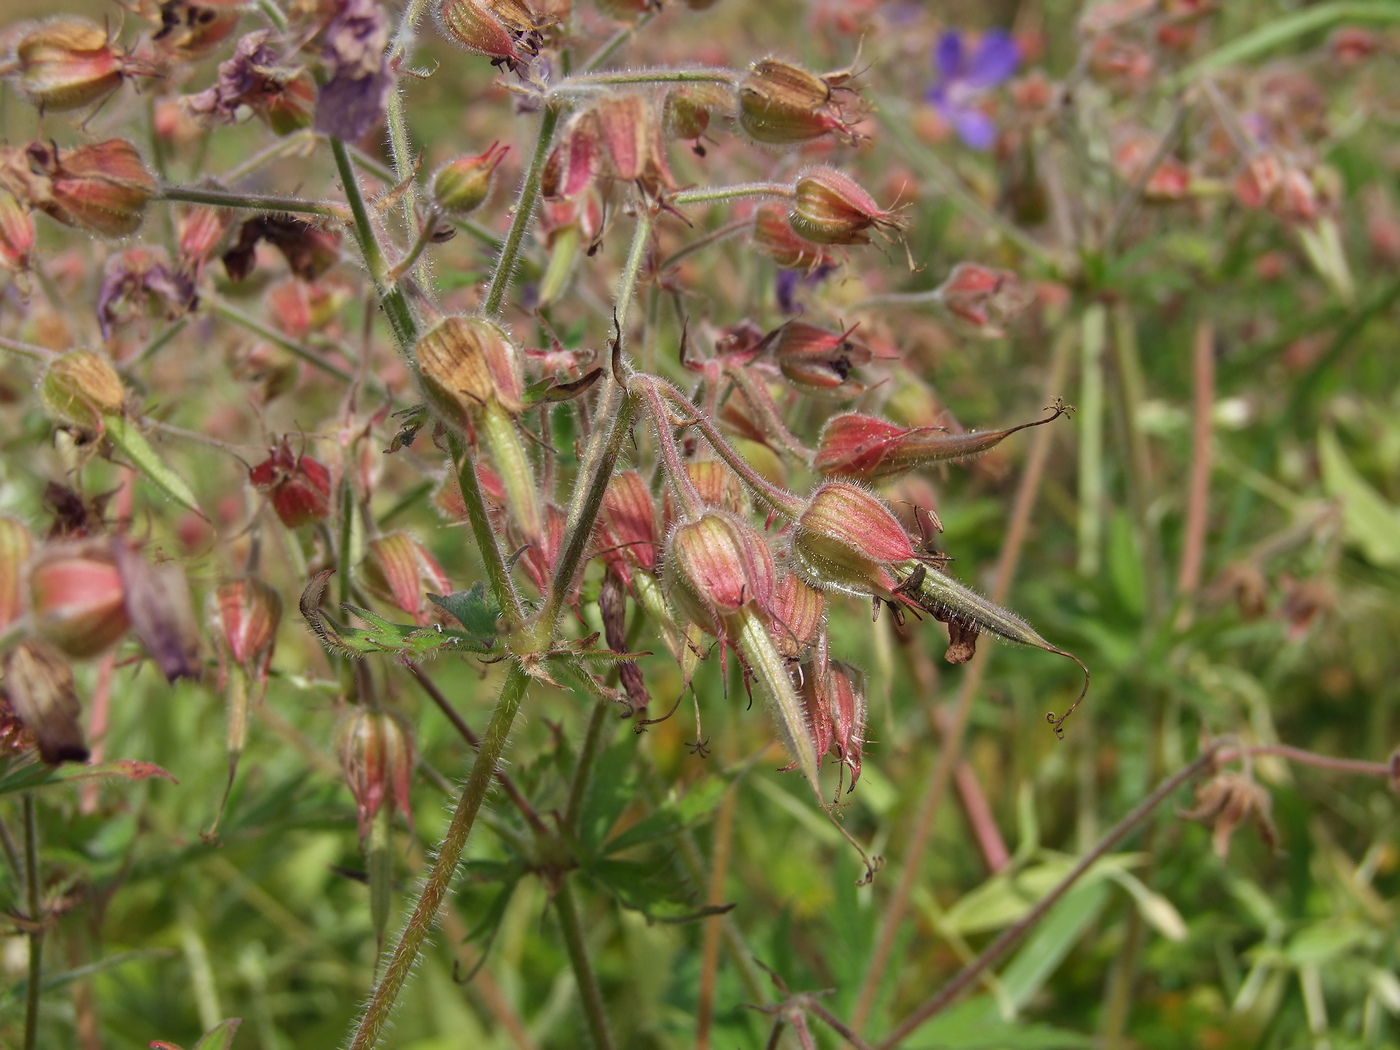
[1,640,88,764]
[1180,771,1279,858]
[97,247,199,340]
[314,0,392,142]
[222,215,341,282]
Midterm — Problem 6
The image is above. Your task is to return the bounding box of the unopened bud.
[338,707,415,837]
[249,438,333,528]
[752,203,833,271]
[415,315,523,428]
[176,206,233,272]
[770,320,871,400]
[11,18,127,111]
[2,640,88,764]
[792,482,916,597]
[361,532,451,625]
[664,509,776,638]
[209,575,282,688]
[0,191,35,272]
[664,83,731,152]
[0,519,33,632]
[789,167,906,246]
[432,142,508,215]
[435,0,530,70]
[737,58,865,146]
[935,262,1032,331]
[770,572,826,660]
[597,470,659,582]
[664,460,747,525]
[542,109,605,201]
[825,661,867,786]
[29,540,130,658]
[40,350,126,430]
[114,541,201,683]
[22,139,157,238]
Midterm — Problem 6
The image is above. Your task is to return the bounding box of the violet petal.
[964,29,1020,89]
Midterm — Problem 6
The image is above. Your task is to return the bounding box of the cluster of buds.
[542,95,677,203]
[0,139,157,238]
[1232,153,1331,225]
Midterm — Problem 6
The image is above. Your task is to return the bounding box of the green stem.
[329,138,417,352]
[157,184,341,217]
[219,129,315,184]
[450,432,524,627]
[1076,304,1106,576]
[22,793,42,1050]
[672,182,794,206]
[658,216,752,271]
[479,402,543,543]
[206,297,366,389]
[553,878,616,1050]
[347,661,531,1050]
[255,0,288,32]
[384,0,434,280]
[580,10,658,72]
[565,700,612,832]
[552,67,736,95]
[0,335,57,362]
[483,104,562,317]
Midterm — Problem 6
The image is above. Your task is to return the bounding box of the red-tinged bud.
[17,139,157,238]
[597,470,659,581]
[0,520,33,632]
[664,460,747,526]
[791,482,915,597]
[415,315,524,427]
[769,320,872,400]
[361,532,451,625]
[1,640,88,764]
[1275,167,1320,224]
[935,262,1033,332]
[751,203,834,271]
[209,575,281,691]
[770,572,825,660]
[542,109,605,201]
[737,57,866,147]
[0,191,35,273]
[1232,153,1283,211]
[338,707,415,837]
[1330,26,1381,65]
[595,94,675,197]
[40,350,126,431]
[249,438,333,528]
[519,503,566,597]
[797,660,834,760]
[1086,34,1154,90]
[435,0,546,71]
[432,142,508,215]
[789,167,906,246]
[176,206,233,274]
[825,661,867,786]
[29,540,130,658]
[664,509,776,639]
[1112,133,1191,202]
[262,70,317,135]
[665,83,731,153]
[114,541,201,683]
[10,18,127,111]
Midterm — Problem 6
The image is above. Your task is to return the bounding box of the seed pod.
[597,470,659,583]
[114,542,201,683]
[770,572,826,660]
[415,315,524,428]
[788,167,905,246]
[29,540,131,659]
[249,438,333,528]
[769,320,872,400]
[11,18,127,111]
[432,142,508,215]
[39,350,126,431]
[663,460,747,526]
[737,57,864,146]
[935,262,1033,331]
[825,661,867,787]
[2,640,88,764]
[664,509,776,639]
[338,707,415,838]
[791,482,915,597]
[542,109,605,201]
[22,139,157,238]
[360,532,452,625]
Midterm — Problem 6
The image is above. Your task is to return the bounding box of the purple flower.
[776,262,836,315]
[927,29,1020,150]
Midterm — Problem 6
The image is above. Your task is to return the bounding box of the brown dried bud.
[432,142,508,215]
[935,262,1033,332]
[789,167,906,246]
[737,57,865,146]
[338,707,415,837]
[360,532,452,625]
[1180,771,1279,858]
[249,438,333,528]
[11,18,127,111]
[114,541,201,683]
[209,575,281,692]
[792,482,916,597]
[1,640,88,764]
[39,350,126,431]
[664,509,776,638]
[415,315,524,427]
[29,540,131,659]
[770,320,872,400]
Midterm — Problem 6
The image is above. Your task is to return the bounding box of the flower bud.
[770,572,825,660]
[597,470,659,584]
[432,142,508,215]
[0,191,35,273]
[249,438,333,528]
[415,315,524,428]
[360,532,451,625]
[664,509,776,638]
[29,540,131,658]
[935,262,1032,332]
[11,18,127,111]
[176,206,234,275]
[435,0,534,70]
[825,661,867,786]
[40,350,126,431]
[542,109,605,201]
[209,575,281,690]
[663,460,747,526]
[114,542,201,683]
[2,640,88,764]
[23,139,157,238]
[737,58,865,146]
[664,83,731,153]
[338,707,415,837]
[770,320,871,400]
[0,520,33,633]
[791,482,915,597]
[789,167,906,246]
[752,203,833,271]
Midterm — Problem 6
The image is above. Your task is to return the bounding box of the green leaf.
[998,878,1111,1012]
[104,414,204,518]
[579,739,640,855]
[428,582,501,638]
[1318,427,1400,567]
[902,996,1093,1049]
[604,775,729,855]
[300,572,495,658]
[584,857,727,923]
[0,758,178,797]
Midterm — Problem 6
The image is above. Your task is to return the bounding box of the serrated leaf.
[579,740,640,855]
[104,414,204,518]
[604,775,729,855]
[1318,427,1400,567]
[301,572,494,658]
[428,582,501,638]
[584,856,727,923]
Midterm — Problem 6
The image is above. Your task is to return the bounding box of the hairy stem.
[484,104,562,317]
[554,878,616,1050]
[22,794,42,1050]
[157,183,342,217]
[450,432,524,626]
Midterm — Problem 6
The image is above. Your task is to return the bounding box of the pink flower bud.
[597,470,659,584]
[0,519,34,632]
[338,707,415,837]
[209,575,282,691]
[361,532,452,625]
[433,142,508,215]
[0,190,35,273]
[176,206,233,275]
[435,0,553,71]
[788,167,906,246]
[29,540,131,659]
[663,460,747,527]
[737,58,866,146]
[664,510,776,638]
[2,640,87,764]
[751,203,834,271]
[249,438,333,528]
[825,661,867,786]
[3,139,157,238]
[792,482,915,597]
[935,262,1032,331]
[39,350,126,431]
[11,18,127,111]
[770,572,826,660]
[542,108,606,201]
[769,320,872,399]
[415,315,524,428]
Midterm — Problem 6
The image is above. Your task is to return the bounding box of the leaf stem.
[551,66,736,95]
[672,182,794,206]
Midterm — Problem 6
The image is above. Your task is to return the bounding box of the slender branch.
[1177,320,1214,603]
[158,183,343,218]
[673,182,794,207]
[550,67,736,96]
[0,335,58,362]
[347,662,532,1050]
[876,748,1220,1049]
[484,104,562,317]
[851,321,1076,1031]
[206,297,367,389]
[218,128,315,183]
[449,432,524,626]
[22,794,42,1050]
[580,10,659,72]
[1220,744,1392,779]
[565,700,612,833]
[659,217,752,271]
[554,878,617,1050]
